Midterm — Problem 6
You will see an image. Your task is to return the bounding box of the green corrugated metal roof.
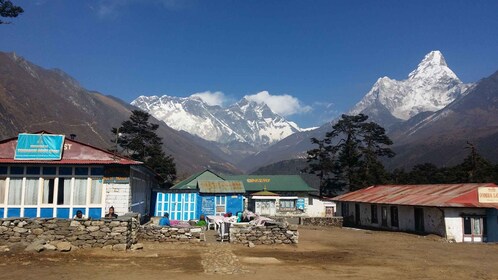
[171,170,224,190]
[198,180,245,193]
[224,175,314,192]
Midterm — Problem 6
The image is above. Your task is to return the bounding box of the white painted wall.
[306,197,336,217]
[105,183,131,216]
[443,208,486,242]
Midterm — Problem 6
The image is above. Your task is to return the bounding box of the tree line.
[305,114,498,196]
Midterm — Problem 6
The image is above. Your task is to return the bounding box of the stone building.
[333,183,498,243]
[0,132,161,219]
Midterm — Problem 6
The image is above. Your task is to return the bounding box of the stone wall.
[138,224,204,243]
[0,216,139,251]
[300,217,343,227]
[229,222,299,245]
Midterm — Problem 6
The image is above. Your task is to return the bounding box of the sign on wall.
[201,196,215,215]
[14,133,65,160]
[478,187,498,203]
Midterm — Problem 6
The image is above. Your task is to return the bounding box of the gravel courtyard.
[0,226,496,280]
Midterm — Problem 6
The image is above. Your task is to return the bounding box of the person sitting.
[159,213,170,226]
[73,210,87,220]
[105,206,118,219]
[196,214,207,227]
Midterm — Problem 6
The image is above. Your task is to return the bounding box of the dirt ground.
[0,226,497,280]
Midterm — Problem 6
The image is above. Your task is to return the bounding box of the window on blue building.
[26,167,40,175]
[42,178,55,204]
[42,167,56,175]
[8,178,22,205]
[10,166,24,175]
[24,178,39,205]
[0,178,5,204]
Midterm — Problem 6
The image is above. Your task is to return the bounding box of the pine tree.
[112,110,176,183]
[0,0,23,24]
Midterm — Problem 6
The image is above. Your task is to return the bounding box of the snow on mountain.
[349,50,471,125]
[131,95,303,147]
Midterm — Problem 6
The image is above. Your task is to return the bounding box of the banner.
[14,133,65,160]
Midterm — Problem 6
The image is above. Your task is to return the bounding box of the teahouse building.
[0,132,161,219]
[154,170,317,220]
[333,183,498,243]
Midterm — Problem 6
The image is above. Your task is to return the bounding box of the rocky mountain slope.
[131,94,303,148]
[240,51,492,172]
[349,50,471,126]
[0,52,240,175]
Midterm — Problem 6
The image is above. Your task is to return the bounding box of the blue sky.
[1,0,497,127]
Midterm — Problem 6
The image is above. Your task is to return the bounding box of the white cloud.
[244,91,312,116]
[92,0,194,18]
[190,91,226,106]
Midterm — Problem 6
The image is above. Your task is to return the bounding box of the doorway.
[414,208,424,232]
[381,206,388,226]
[325,206,335,217]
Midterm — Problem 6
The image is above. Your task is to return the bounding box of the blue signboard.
[296,198,305,210]
[15,134,65,160]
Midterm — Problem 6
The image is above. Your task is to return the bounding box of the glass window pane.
[24,178,39,205]
[42,167,56,175]
[73,178,87,205]
[75,167,88,176]
[90,178,102,204]
[42,178,55,204]
[0,178,6,204]
[10,166,24,175]
[57,178,72,205]
[473,218,481,235]
[8,178,23,204]
[91,167,104,176]
[59,167,72,176]
[0,166,8,175]
[26,167,40,175]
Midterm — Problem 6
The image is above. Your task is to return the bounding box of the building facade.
[333,184,498,243]
[0,133,160,219]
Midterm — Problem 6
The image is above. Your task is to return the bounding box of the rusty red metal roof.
[197,180,245,193]
[332,183,498,209]
[0,132,142,166]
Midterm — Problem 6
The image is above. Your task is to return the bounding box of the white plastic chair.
[219,222,230,242]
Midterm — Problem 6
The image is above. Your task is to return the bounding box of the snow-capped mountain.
[349,50,472,126]
[131,95,303,147]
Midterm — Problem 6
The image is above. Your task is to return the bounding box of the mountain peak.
[419,50,447,67]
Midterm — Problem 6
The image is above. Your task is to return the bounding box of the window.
[42,178,55,204]
[390,206,399,227]
[0,166,7,175]
[59,167,72,176]
[90,178,102,204]
[75,167,88,176]
[91,167,104,176]
[57,178,71,205]
[24,178,39,205]
[280,200,296,210]
[371,204,378,224]
[26,167,40,175]
[0,178,6,204]
[10,166,24,175]
[308,197,314,206]
[73,178,87,205]
[381,206,388,226]
[215,196,226,215]
[42,167,56,175]
[8,178,23,205]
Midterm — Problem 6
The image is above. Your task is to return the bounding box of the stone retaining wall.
[229,222,298,245]
[138,224,204,243]
[300,217,343,227]
[0,216,139,251]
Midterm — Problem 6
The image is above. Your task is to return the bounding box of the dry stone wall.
[138,224,204,243]
[229,222,299,245]
[0,216,139,251]
[301,217,343,227]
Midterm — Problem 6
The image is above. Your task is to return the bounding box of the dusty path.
[0,226,496,280]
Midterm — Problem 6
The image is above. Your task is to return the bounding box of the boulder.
[112,244,127,251]
[130,243,143,250]
[25,240,46,252]
[56,241,72,252]
[43,244,57,251]
[248,241,255,248]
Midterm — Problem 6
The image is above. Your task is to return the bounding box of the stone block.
[112,244,127,251]
[13,227,28,233]
[86,226,100,232]
[112,226,128,233]
[56,242,72,252]
[131,243,144,250]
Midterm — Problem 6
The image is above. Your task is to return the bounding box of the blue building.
[155,170,245,220]
[0,132,160,219]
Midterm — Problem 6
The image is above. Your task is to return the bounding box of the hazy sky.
[1,0,497,127]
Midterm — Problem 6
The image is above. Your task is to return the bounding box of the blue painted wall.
[486,208,498,242]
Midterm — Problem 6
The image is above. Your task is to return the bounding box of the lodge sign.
[478,187,498,203]
[14,133,65,160]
